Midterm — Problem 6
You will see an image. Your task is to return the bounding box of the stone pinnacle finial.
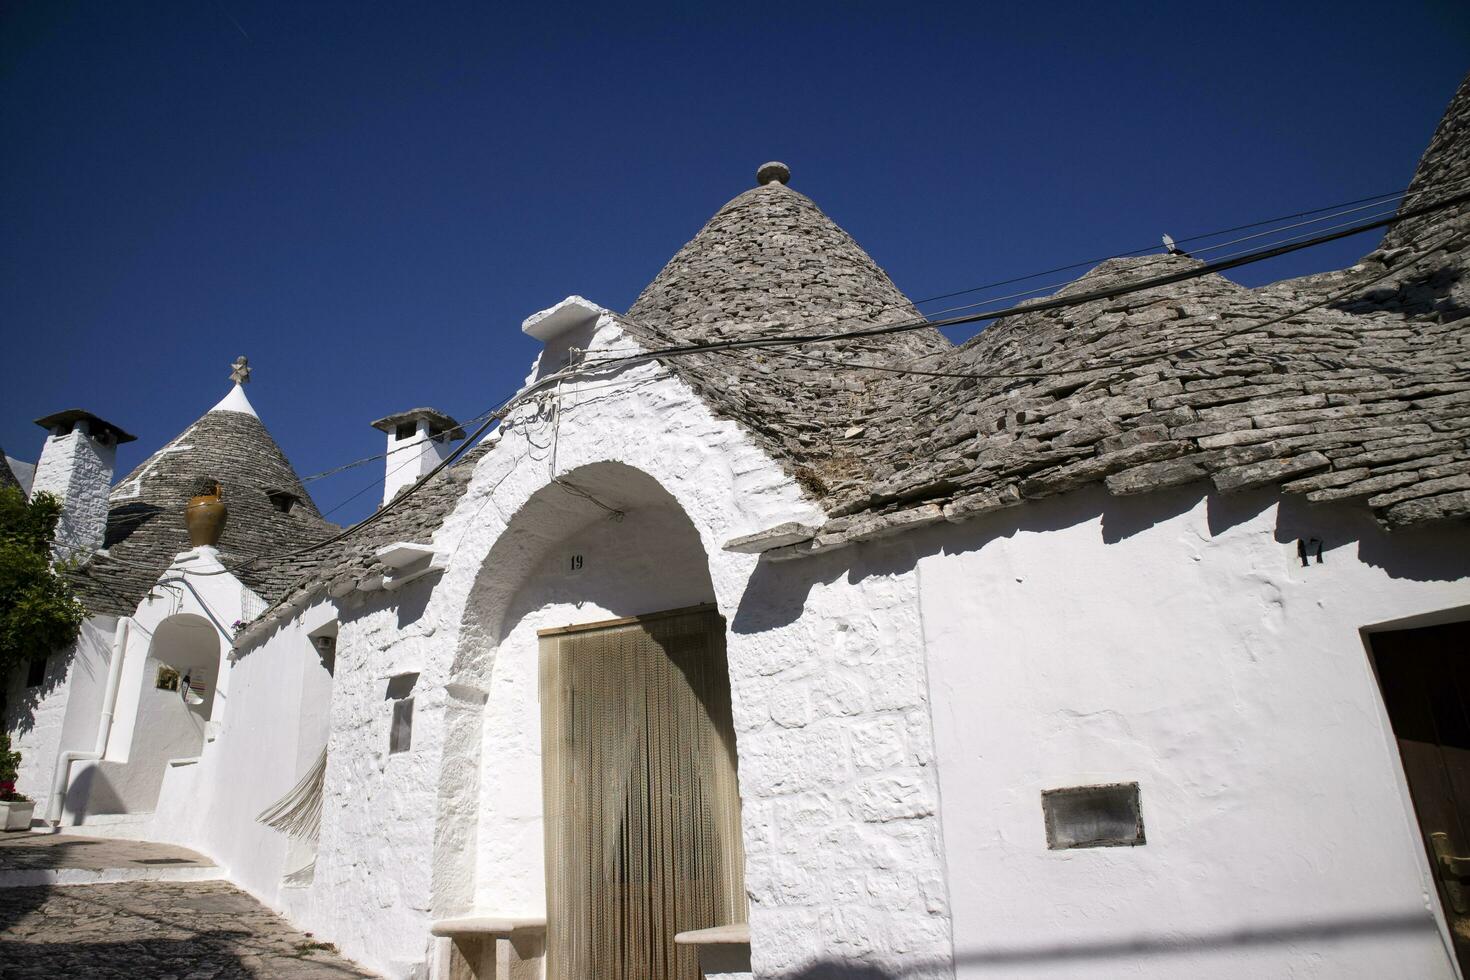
[230,356,251,385]
[756,161,791,186]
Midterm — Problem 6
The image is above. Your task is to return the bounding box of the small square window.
[1042,782,1145,849]
[267,490,299,514]
[156,666,180,691]
[386,672,418,755]
[389,698,414,754]
[25,656,47,688]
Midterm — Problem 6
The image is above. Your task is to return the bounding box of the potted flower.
[0,732,35,831]
[184,477,227,547]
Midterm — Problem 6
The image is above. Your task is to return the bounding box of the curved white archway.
[431,459,745,975]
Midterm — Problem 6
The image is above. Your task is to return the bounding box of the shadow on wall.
[950,909,1439,967]
[64,764,125,821]
[2,646,74,737]
[771,909,1439,977]
[733,481,1470,634]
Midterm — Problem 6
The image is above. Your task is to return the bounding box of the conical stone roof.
[621,169,949,492]
[0,452,19,492]
[628,178,945,356]
[71,386,337,615]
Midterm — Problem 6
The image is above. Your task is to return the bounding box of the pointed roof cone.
[626,162,946,357]
[612,164,950,504]
[1381,69,1470,253]
[69,386,337,615]
[210,383,259,417]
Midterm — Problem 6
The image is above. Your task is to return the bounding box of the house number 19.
[569,554,584,572]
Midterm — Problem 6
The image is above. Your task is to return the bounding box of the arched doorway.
[442,462,748,980]
[149,613,223,732]
[70,612,223,816]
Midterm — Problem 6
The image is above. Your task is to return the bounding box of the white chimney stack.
[369,408,464,507]
[30,410,135,558]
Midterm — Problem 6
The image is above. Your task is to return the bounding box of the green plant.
[0,486,85,684]
[0,730,27,802]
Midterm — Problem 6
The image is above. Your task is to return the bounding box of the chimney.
[30,410,136,558]
[369,409,464,506]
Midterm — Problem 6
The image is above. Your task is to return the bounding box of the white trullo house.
[5,73,1470,980]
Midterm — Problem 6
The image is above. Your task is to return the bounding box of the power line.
[762,230,1453,384]
[589,187,1470,365]
[902,172,1470,309]
[87,186,1470,585]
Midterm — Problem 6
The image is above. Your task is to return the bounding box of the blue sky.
[3,2,1467,524]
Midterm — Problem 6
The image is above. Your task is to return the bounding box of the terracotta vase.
[184,486,227,547]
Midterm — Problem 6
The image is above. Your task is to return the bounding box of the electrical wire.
[579,172,1470,359]
[760,230,1452,384]
[89,357,626,579]
[86,186,1470,583]
[891,171,1470,309]
[584,187,1470,365]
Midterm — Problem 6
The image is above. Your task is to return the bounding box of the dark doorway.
[539,604,746,980]
[1371,619,1470,972]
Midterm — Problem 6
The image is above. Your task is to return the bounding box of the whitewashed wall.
[66,551,242,822]
[183,599,337,917]
[303,578,450,978]
[913,483,1470,979]
[249,310,955,978]
[2,615,113,815]
[29,423,116,558]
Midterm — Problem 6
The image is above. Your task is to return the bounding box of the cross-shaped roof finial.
[230,356,251,385]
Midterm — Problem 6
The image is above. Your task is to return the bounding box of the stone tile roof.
[198,76,1470,627]
[698,73,1470,554]
[242,445,491,629]
[69,405,338,616]
[621,178,952,494]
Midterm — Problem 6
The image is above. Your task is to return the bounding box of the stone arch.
[148,613,224,722]
[69,612,225,818]
[431,460,724,930]
[453,460,717,670]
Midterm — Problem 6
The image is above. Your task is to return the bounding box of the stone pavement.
[0,879,380,978]
[0,831,221,887]
[0,831,214,872]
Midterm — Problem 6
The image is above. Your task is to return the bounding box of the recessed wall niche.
[1042,782,1145,849]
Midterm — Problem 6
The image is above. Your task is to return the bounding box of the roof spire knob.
[756,161,791,186]
[230,356,251,385]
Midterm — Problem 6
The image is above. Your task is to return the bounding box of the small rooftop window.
[267,490,300,515]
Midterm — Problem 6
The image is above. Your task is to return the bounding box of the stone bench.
[430,915,545,980]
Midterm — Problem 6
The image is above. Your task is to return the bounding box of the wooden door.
[540,605,746,980]
[1372,620,1470,971]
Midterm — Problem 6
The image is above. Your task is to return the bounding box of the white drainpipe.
[48,616,130,827]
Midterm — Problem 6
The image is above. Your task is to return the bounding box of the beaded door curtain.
[540,606,746,980]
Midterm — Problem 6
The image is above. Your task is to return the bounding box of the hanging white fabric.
[256,744,328,842]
